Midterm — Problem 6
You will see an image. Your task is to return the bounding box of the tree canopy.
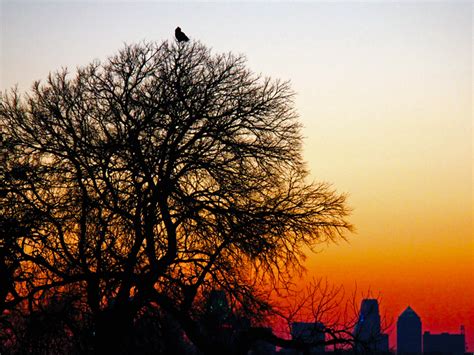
[0,40,352,354]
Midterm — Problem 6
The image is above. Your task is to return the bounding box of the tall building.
[291,322,325,354]
[423,329,465,355]
[206,289,230,324]
[354,299,389,353]
[397,306,422,354]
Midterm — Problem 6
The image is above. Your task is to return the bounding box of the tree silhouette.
[1,41,352,354]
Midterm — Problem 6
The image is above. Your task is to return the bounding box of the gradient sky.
[1,1,472,350]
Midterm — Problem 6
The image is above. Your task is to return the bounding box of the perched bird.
[175,27,190,42]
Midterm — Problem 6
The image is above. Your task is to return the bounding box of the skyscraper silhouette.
[397,306,422,354]
[354,299,389,353]
[206,290,230,325]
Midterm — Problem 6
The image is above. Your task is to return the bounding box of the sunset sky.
[1,1,472,350]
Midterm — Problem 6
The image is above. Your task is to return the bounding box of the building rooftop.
[399,306,421,319]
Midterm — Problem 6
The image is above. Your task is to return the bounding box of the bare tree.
[1,40,352,354]
[272,278,356,348]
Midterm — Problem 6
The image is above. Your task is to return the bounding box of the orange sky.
[304,240,474,350]
[2,1,472,350]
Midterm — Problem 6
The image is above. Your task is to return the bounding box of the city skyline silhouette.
[1,2,472,353]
